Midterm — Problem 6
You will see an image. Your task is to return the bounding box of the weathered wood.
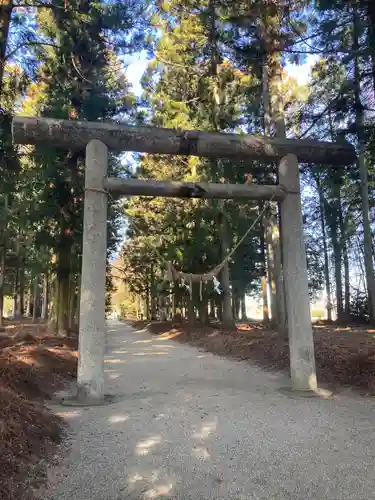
[12,116,356,165]
[104,177,288,201]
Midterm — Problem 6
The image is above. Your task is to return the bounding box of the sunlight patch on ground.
[13,353,43,367]
[151,470,160,482]
[143,483,174,498]
[56,410,82,419]
[135,435,162,456]
[128,473,144,484]
[47,347,78,358]
[132,351,169,356]
[158,330,182,340]
[104,358,126,364]
[193,418,218,440]
[108,372,121,380]
[134,339,153,344]
[236,323,252,331]
[108,414,129,424]
[5,324,17,330]
[192,445,211,460]
[153,413,165,420]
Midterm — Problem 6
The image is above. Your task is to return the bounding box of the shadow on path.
[44,321,375,500]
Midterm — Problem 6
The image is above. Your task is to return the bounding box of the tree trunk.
[199,300,209,324]
[48,278,57,330]
[0,250,4,329]
[262,65,274,326]
[216,296,222,322]
[41,272,49,321]
[12,272,17,318]
[25,285,32,317]
[316,177,333,321]
[271,217,286,330]
[209,299,216,320]
[261,276,269,323]
[32,275,39,323]
[15,258,25,318]
[0,0,13,95]
[338,207,350,318]
[265,216,285,328]
[332,226,344,322]
[150,265,157,320]
[367,0,375,98]
[145,283,150,320]
[75,272,81,327]
[68,272,76,330]
[187,295,195,324]
[56,214,73,335]
[266,52,287,332]
[354,10,375,323]
[235,296,240,320]
[0,193,9,329]
[343,241,350,318]
[207,1,233,328]
[261,215,270,323]
[57,274,70,334]
[241,291,247,320]
[172,284,181,320]
[232,289,240,320]
[219,207,234,327]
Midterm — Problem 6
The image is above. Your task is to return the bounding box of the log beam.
[104,178,288,201]
[12,116,356,165]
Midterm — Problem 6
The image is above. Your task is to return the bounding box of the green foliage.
[1,0,375,327]
[0,0,148,325]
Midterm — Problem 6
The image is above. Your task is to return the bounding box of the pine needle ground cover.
[135,321,375,396]
[0,322,77,499]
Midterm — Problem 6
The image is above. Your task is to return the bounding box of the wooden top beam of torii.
[12,116,356,165]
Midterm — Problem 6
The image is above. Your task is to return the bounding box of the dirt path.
[43,321,375,500]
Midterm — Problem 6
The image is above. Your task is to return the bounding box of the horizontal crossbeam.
[12,116,356,165]
[104,178,288,201]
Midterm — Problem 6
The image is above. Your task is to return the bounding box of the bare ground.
[133,320,375,395]
[41,321,375,500]
[0,320,78,500]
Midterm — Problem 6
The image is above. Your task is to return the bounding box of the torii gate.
[12,116,356,403]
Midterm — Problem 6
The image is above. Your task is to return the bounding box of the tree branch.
[4,41,58,62]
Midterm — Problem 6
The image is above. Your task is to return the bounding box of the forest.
[2,1,375,497]
[1,0,375,332]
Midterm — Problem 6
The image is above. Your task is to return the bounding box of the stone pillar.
[77,139,108,402]
[278,154,317,391]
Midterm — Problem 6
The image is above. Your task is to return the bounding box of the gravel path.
[44,321,375,500]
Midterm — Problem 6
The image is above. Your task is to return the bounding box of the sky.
[125,53,320,98]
